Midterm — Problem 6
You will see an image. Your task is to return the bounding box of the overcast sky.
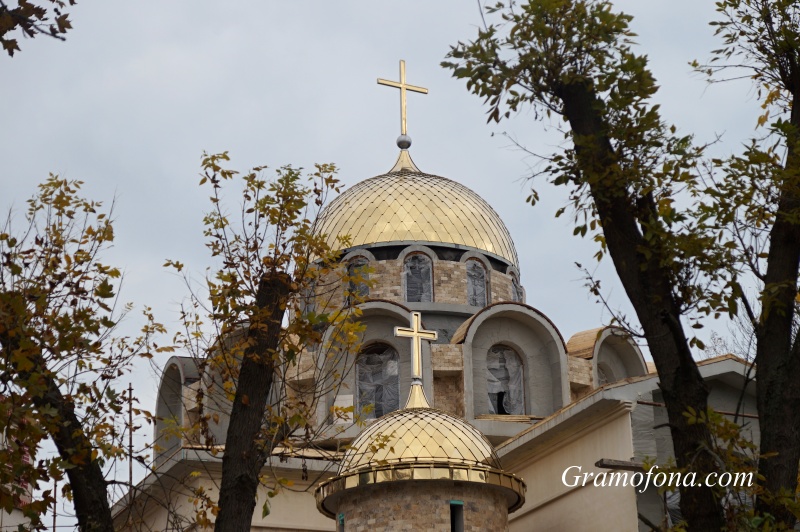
[1,0,761,507]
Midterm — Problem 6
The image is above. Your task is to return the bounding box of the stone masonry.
[336,480,509,531]
[318,253,519,309]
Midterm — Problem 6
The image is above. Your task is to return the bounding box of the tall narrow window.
[511,275,523,303]
[357,344,399,419]
[345,256,369,305]
[404,253,432,302]
[466,259,488,307]
[450,501,464,532]
[486,345,524,415]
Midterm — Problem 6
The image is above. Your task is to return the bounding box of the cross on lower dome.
[394,311,437,408]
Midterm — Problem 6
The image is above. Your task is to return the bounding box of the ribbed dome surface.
[315,401,526,518]
[338,407,501,475]
[317,168,519,266]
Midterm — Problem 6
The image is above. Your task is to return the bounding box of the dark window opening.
[450,501,464,532]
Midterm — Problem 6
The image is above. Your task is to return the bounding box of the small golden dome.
[315,406,526,517]
[317,161,519,266]
[340,407,501,472]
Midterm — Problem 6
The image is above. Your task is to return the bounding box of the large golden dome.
[317,159,519,266]
[315,405,526,517]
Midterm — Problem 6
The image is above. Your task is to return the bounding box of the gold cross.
[377,60,428,136]
[394,311,437,380]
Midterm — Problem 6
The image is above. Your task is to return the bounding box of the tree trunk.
[754,89,800,525]
[0,297,114,532]
[38,370,115,532]
[214,273,291,532]
[556,81,725,530]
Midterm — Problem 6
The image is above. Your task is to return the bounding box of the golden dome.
[317,161,519,266]
[340,407,501,472]
[315,405,526,517]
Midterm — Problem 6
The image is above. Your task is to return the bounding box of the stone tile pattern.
[318,257,519,308]
[431,345,465,417]
[434,375,465,417]
[337,480,508,531]
[432,345,464,372]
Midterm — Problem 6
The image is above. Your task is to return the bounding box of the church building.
[113,62,758,532]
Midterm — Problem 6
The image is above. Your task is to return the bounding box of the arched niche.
[154,358,192,468]
[398,245,436,303]
[460,251,491,307]
[356,343,400,419]
[320,300,434,428]
[344,255,370,305]
[455,303,569,420]
[340,248,377,263]
[593,328,647,386]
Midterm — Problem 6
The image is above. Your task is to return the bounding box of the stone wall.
[431,344,465,417]
[431,344,463,373]
[336,480,508,531]
[318,254,521,308]
[568,356,593,401]
[433,261,464,304]
[434,375,465,417]
[491,270,514,303]
[368,260,402,301]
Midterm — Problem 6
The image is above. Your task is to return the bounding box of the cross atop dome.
[394,311,437,408]
[378,60,428,151]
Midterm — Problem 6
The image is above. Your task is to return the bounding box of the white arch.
[454,303,569,419]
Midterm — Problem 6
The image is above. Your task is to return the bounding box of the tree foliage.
[0,177,160,530]
[444,0,800,528]
[155,153,366,531]
[0,0,75,57]
[0,162,366,531]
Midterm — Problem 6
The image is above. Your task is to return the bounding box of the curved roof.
[316,166,519,266]
[339,407,501,473]
[315,405,526,517]
[450,302,566,351]
[566,327,607,359]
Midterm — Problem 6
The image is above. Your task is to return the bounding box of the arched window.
[404,253,432,302]
[356,344,399,419]
[511,275,523,303]
[486,345,524,415]
[345,256,369,305]
[466,259,488,307]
